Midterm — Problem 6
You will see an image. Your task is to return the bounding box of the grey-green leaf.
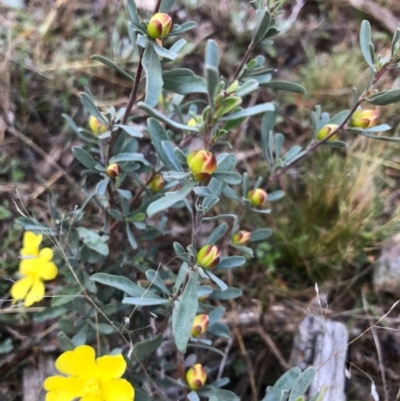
[173,270,199,353]
[367,89,400,105]
[152,41,178,60]
[288,367,316,401]
[109,152,149,165]
[392,27,400,56]
[359,20,374,69]
[262,80,306,94]
[170,21,198,36]
[250,228,273,242]
[51,285,82,307]
[76,227,109,256]
[207,322,230,338]
[126,0,140,26]
[216,153,238,173]
[140,103,199,132]
[253,9,271,44]
[146,269,170,295]
[162,141,183,172]
[205,39,219,69]
[205,270,228,291]
[91,55,134,81]
[174,242,191,263]
[159,0,175,13]
[220,103,275,121]
[58,332,75,351]
[147,182,196,217]
[236,79,259,97]
[216,256,246,269]
[206,223,228,245]
[131,333,163,361]
[91,273,161,299]
[113,124,143,138]
[123,297,171,306]
[96,178,110,196]
[199,388,239,401]
[163,69,207,95]
[143,41,163,107]
[80,92,108,126]
[72,147,97,170]
[263,368,301,401]
[210,287,242,300]
[213,172,242,185]
[267,190,285,202]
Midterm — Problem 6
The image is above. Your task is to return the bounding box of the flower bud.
[186,364,207,391]
[247,188,267,207]
[316,124,339,141]
[191,314,209,337]
[147,13,172,40]
[88,115,107,136]
[187,118,197,127]
[148,174,165,192]
[349,109,378,129]
[196,245,220,269]
[106,163,121,178]
[232,230,251,245]
[187,150,217,182]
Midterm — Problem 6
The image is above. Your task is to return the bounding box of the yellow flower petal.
[55,345,96,378]
[101,378,135,401]
[39,261,58,281]
[19,257,39,276]
[25,279,45,307]
[21,231,42,256]
[11,276,34,301]
[95,354,126,381]
[81,395,103,401]
[44,376,85,401]
[39,247,54,262]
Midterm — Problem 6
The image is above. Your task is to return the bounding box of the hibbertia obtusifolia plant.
[9,0,400,400]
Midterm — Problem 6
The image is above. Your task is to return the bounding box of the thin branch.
[107,47,145,164]
[266,63,392,189]
[231,42,254,83]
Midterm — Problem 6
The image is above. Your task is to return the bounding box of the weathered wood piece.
[290,316,348,401]
[23,355,57,401]
[374,234,400,294]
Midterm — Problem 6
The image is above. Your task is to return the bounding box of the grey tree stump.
[290,316,348,401]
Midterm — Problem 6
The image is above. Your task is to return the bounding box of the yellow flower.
[11,232,58,307]
[44,345,135,401]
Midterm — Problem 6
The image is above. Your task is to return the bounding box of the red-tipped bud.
[196,245,220,269]
[88,115,107,136]
[349,109,378,129]
[247,188,267,207]
[106,163,121,178]
[148,174,165,192]
[186,364,207,391]
[147,13,172,40]
[187,150,217,182]
[191,314,209,337]
[316,124,339,141]
[232,230,251,245]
